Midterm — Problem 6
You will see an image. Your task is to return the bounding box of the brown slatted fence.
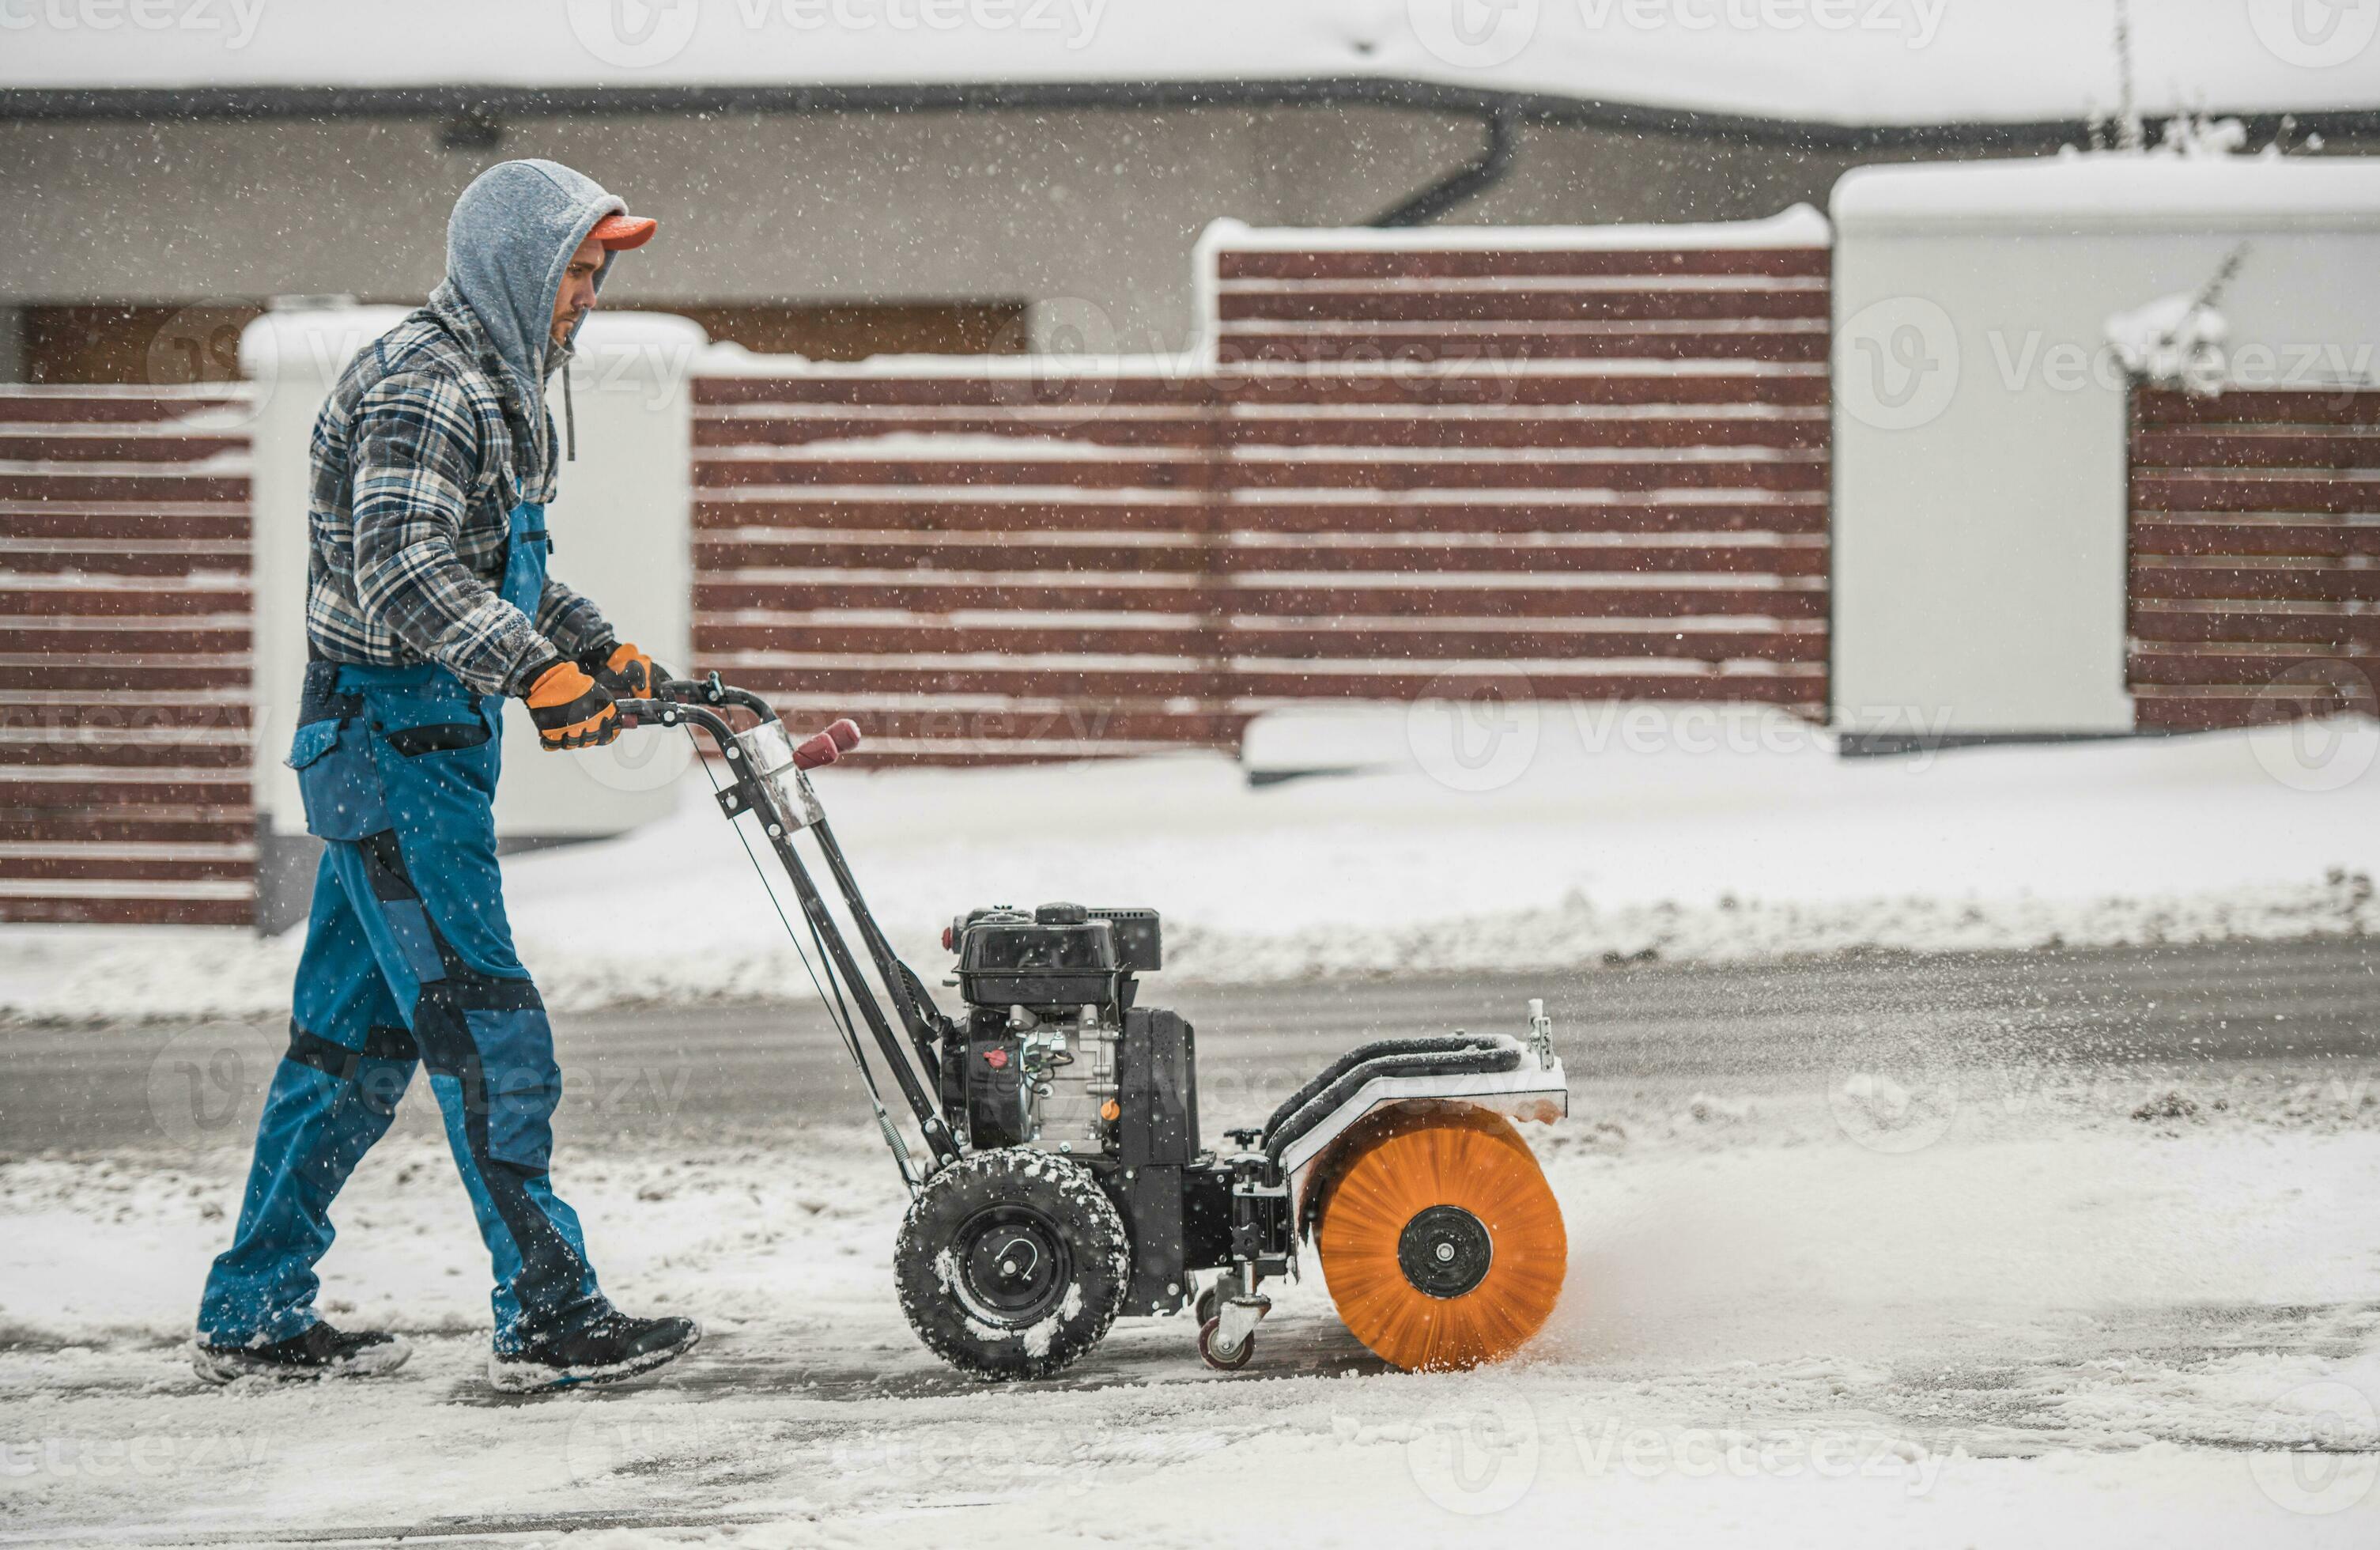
[692,373,1233,762]
[2129,388,2380,731]
[0,388,255,924]
[690,228,1831,762]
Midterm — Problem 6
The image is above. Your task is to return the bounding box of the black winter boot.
[193,1322,411,1384]
[487,1311,701,1393]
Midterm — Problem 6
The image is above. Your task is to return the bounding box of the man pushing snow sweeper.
[194,158,1577,1397]
[194,160,699,1393]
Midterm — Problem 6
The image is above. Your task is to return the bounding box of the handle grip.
[792,718,862,770]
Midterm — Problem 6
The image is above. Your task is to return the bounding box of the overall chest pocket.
[287,717,391,841]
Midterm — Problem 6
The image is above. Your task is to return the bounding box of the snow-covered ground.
[4,1079,2376,1547]
[2,709,2373,1024]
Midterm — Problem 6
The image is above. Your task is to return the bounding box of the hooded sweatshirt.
[443,157,627,457]
[300,160,637,696]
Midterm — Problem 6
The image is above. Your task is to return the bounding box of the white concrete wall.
[1830,157,2380,737]
[0,108,2049,359]
[242,306,700,841]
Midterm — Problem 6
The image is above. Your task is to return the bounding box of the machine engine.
[939,902,1178,1161]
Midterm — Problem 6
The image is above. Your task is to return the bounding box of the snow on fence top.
[1835,156,2380,232]
[7,0,2371,130]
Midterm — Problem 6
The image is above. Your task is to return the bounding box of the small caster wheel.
[1198,1316,1255,1372]
[1194,1283,1219,1327]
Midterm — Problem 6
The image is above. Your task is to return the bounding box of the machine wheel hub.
[955,1206,1069,1323]
[1396,1204,1494,1299]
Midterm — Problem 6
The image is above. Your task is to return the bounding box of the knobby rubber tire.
[894,1149,1131,1380]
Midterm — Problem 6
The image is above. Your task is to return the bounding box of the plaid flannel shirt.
[304,282,614,697]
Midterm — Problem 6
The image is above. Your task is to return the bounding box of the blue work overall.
[198,501,607,1354]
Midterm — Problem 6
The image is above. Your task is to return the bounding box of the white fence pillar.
[242,306,702,927]
[1829,155,2380,740]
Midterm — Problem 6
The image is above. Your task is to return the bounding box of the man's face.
[550,235,604,349]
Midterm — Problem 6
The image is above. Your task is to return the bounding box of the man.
[195,160,697,1393]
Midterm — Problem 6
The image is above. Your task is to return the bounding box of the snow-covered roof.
[6,0,2378,130]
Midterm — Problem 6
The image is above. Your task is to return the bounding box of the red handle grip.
[790,719,861,771]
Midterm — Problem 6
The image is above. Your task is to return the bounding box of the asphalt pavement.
[2,935,2371,1155]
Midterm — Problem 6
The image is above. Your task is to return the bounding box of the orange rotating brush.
[1314,1105,1566,1370]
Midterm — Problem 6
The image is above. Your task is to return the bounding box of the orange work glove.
[523,658,621,751]
[580,641,668,702]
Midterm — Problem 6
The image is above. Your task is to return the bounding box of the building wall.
[1829,157,2380,737]
[0,105,2061,375]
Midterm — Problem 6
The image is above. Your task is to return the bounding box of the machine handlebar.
[615,675,862,770]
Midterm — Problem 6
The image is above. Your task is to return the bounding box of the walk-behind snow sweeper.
[621,676,1570,1377]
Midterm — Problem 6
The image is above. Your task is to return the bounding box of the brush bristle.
[1315,1106,1566,1371]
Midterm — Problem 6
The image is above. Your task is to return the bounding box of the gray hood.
[442,158,627,423]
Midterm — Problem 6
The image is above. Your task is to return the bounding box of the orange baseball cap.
[588,212,658,251]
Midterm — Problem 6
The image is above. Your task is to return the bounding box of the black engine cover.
[1110,1007,1198,1314]
[960,1015,1029,1148]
